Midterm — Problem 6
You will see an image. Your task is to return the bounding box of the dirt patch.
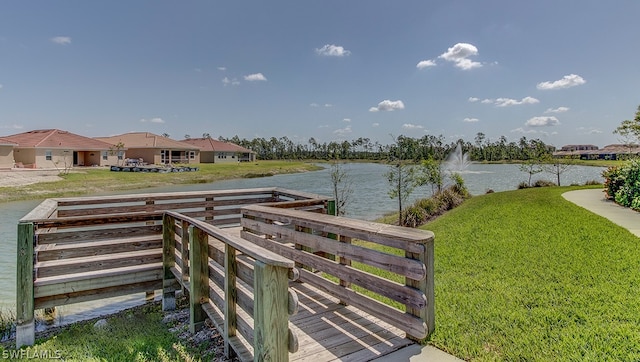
[0,170,63,187]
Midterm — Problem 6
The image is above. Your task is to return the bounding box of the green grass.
[424,186,640,361]
[0,303,212,361]
[0,161,321,203]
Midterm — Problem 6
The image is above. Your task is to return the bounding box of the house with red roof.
[2,129,120,169]
[96,132,200,165]
[0,137,17,169]
[179,137,255,163]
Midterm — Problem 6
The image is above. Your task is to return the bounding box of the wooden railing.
[162,211,299,361]
[16,188,331,349]
[240,204,435,341]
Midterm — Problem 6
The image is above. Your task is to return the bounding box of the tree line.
[215,133,553,162]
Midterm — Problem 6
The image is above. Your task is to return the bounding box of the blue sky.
[1,1,639,148]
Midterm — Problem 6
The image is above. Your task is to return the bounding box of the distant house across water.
[179,137,256,163]
[0,137,17,169]
[553,144,640,160]
[96,132,200,165]
[1,129,118,168]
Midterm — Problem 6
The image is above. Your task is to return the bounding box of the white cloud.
[537,74,586,90]
[51,36,71,45]
[525,116,560,127]
[544,106,570,113]
[372,123,379,127]
[577,127,603,134]
[217,66,226,71]
[343,118,351,123]
[493,96,539,107]
[244,73,267,81]
[318,124,330,128]
[416,59,436,69]
[481,99,493,104]
[333,125,352,136]
[510,127,538,134]
[315,44,351,57]
[369,99,405,112]
[310,103,319,107]
[439,43,482,70]
[468,97,479,102]
[324,103,333,107]
[463,118,479,123]
[140,117,165,124]
[222,77,240,86]
[402,123,424,130]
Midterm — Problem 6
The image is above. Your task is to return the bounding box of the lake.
[0,162,606,327]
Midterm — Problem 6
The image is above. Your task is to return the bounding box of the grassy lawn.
[426,186,640,361]
[0,161,320,202]
[1,302,216,361]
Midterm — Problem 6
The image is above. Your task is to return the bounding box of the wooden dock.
[16,188,434,361]
[288,282,413,361]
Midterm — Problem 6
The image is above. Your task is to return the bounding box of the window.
[117,151,124,160]
[45,150,52,160]
[188,151,195,160]
[102,151,108,160]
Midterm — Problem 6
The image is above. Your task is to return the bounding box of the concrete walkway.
[375,188,640,362]
[562,189,640,237]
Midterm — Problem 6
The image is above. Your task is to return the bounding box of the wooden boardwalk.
[289,282,413,361]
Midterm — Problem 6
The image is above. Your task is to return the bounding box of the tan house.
[0,137,17,169]
[2,129,120,169]
[179,138,256,163]
[553,143,640,160]
[96,132,200,165]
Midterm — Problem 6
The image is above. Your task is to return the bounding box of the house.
[96,132,200,165]
[179,137,256,163]
[0,137,17,169]
[2,129,120,169]
[553,143,640,160]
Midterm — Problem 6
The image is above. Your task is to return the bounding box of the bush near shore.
[603,159,640,211]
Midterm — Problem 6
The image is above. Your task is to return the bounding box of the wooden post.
[189,225,209,333]
[253,260,289,362]
[145,199,156,300]
[405,238,435,341]
[327,199,336,216]
[224,244,237,359]
[338,235,351,305]
[162,214,176,311]
[205,196,214,223]
[181,220,190,292]
[16,222,35,348]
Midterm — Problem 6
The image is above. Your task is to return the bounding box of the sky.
[1,1,640,148]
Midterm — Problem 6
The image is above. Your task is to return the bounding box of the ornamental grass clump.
[603,159,640,210]
[401,174,470,227]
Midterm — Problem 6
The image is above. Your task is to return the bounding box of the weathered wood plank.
[16,222,35,348]
[35,263,163,297]
[36,225,161,244]
[36,235,161,261]
[35,249,162,278]
[19,199,58,222]
[242,205,433,253]
[34,279,162,310]
[406,237,435,341]
[224,243,238,359]
[189,225,209,333]
[241,231,426,310]
[162,214,177,311]
[253,260,289,362]
[243,219,426,280]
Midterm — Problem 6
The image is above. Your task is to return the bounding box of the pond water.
[0,162,606,328]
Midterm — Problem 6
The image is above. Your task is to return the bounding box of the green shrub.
[533,179,556,188]
[401,206,427,228]
[603,159,640,210]
[584,179,601,186]
[518,181,530,189]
